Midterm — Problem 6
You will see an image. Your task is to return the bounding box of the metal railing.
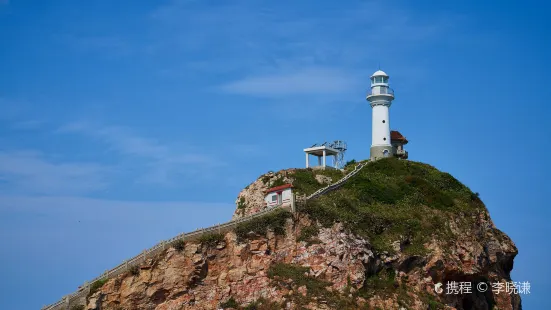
[42,160,370,310]
[367,87,394,97]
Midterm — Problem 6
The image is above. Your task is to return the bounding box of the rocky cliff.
[85,158,520,310]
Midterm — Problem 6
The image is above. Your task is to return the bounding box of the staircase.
[306,160,369,200]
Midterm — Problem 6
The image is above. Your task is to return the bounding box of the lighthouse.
[367,70,395,160]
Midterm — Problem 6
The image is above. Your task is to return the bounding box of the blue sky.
[1,0,550,309]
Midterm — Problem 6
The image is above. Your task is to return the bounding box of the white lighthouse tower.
[367,70,395,160]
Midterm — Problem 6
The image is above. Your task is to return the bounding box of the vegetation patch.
[300,158,484,254]
[235,209,291,241]
[237,197,247,210]
[173,239,185,252]
[87,278,108,297]
[297,225,321,246]
[220,297,281,310]
[268,263,331,296]
[220,297,239,309]
[243,297,282,310]
[291,169,322,196]
[129,265,140,276]
[344,159,357,169]
[358,268,398,298]
[198,232,224,247]
[291,168,344,196]
[314,168,344,182]
[270,177,286,187]
[267,263,357,308]
[70,306,85,310]
[427,296,446,310]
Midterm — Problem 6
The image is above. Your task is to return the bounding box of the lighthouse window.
[383,77,389,83]
[383,137,387,141]
[382,120,386,123]
[374,76,384,83]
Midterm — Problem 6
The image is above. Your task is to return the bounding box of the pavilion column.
[322,150,326,167]
[305,153,309,168]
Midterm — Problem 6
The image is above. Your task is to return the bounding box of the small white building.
[264,184,293,208]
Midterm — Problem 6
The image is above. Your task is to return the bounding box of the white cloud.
[56,121,225,185]
[0,150,108,195]
[219,67,361,97]
[147,0,459,71]
[0,195,233,217]
[9,119,45,130]
[54,34,131,58]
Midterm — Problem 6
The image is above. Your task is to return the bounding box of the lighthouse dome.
[371,70,388,77]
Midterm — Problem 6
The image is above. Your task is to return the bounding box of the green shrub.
[267,263,355,308]
[198,232,224,247]
[291,169,325,196]
[359,268,398,298]
[220,297,239,309]
[403,175,454,210]
[242,298,282,310]
[314,168,344,181]
[235,209,291,241]
[428,298,445,310]
[267,263,330,295]
[344,159,356,168]
[220,297,280,310]
[88,278,108,297]
[271,177,286,187]
[237,197,247,210]
[129,265,140,276]
[173,239,185,252]
[297,225,320,245]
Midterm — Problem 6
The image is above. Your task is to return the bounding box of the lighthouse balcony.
[367,87,394,99]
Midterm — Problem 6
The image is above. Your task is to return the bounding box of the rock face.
[86,212,519,310]
[232,168,341,219]
[85,159,521,309]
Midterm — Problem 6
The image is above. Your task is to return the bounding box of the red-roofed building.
[264,184,294,208]
[390,130,409,159]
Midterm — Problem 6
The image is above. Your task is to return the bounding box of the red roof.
[390,130,408,144]
[265,184,293,193]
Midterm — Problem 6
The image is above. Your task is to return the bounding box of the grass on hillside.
[267,263,357,308]
[291,168,345,196]
[297,225,321,246]
[198,232,224,247]
[300,158,484,254]
[235,208,292,241]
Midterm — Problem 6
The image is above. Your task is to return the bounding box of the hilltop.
[79,158,520,309]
